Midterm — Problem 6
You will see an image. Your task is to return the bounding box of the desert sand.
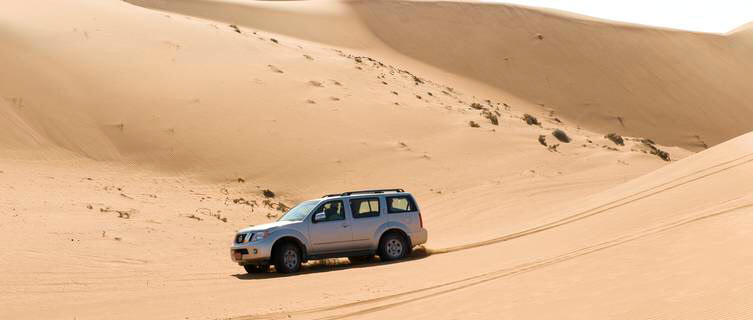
[1,0,751,319]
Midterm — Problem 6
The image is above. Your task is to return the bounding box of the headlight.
[250,231,269,242]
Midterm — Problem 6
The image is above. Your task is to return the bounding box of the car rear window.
[350,197,380,218]
[387,196,416,214]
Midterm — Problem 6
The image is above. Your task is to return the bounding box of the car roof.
[311,189,411,202]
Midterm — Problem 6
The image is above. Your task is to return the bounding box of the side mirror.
[314,212,327,222]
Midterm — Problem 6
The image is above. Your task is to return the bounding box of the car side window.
[387,196,416,214]
[312,200,345,222]
[350,197,380,219]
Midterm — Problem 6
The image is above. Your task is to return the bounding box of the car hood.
[237,220,299,233]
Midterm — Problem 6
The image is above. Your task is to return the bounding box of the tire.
[243,264,269,273]
[348,255,375,264]
[273,242,302,274]
[378,233,407,261]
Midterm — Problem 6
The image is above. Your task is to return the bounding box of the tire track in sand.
[240,201,753,320]
[233,153,753,320]
[428,151,753,254]
[311,201,753,320]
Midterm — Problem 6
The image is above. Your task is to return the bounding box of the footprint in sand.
[303,54,314,60]
[267,65,283,74]
[308,80,324,87]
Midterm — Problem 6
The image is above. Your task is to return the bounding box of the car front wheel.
[273,243,302,273]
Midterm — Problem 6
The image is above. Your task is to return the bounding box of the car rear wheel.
[379,233,407,261]
[273,243,302,274]
[243,264,269,273]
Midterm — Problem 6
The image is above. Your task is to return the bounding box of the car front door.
[308,200,353,254]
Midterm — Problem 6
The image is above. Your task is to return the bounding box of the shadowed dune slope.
[348,1,753,150]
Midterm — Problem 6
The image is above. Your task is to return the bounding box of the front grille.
[235,233,248,244]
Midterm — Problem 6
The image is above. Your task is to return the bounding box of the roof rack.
[322,188,404,198]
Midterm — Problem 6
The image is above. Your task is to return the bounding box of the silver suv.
[230,189,428,273]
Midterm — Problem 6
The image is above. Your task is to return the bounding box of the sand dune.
[130,0,753,150]
[1,0,751,319]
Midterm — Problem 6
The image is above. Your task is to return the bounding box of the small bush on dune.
[523,114,540,126]
[605,133,624,146]
[552,129,571,143]
[640,139,671,161]
[538,134,547,146]
[262,189,275,198]
[654,149,671,161]
[469,121,480,128]
[482,110,499,125]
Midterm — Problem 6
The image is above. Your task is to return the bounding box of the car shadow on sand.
[231,247,431,279]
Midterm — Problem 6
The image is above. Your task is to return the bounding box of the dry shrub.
[523,114,540,126]
[552,129,571,143]
[605,133,625,146]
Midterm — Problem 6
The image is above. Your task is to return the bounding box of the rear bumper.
[410,228,428,246]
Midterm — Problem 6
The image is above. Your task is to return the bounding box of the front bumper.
[230,240,273,265]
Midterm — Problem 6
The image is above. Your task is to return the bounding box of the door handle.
[342,223,351,228]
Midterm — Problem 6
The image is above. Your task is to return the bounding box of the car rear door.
[348,196,385,250]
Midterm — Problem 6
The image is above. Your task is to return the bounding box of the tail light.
[418,210,424,228]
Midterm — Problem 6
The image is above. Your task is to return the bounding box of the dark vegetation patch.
[522,114,540,126]
[231,197,257,208]
[605,133,624,146]
[262,189,275,198]
[641,139,671,161]
[412,75,423,85]
[100,207,136,219]
[468,121,480,128]
[552,129,571,143]
[196,208,227,222]
[538,134,547,146]
[482,110,499,125]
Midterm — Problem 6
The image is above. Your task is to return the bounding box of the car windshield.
[278,200,320,221]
